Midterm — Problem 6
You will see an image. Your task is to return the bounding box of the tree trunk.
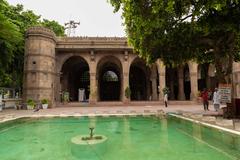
[214,48,227,84]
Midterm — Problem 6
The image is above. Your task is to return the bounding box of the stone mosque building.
[23,27,240,107]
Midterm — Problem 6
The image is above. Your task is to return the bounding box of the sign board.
[218,84,231,103]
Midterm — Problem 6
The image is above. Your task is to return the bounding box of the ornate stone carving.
[124,51,128,61]
[90,50,95,61]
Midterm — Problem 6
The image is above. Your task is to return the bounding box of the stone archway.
[197,64,209,91]
[60,56,90,102]
[129,58,150,100]
[97,56,122,101]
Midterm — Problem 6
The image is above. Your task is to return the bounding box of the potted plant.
[125,86,131,102]
[125,86,131,99]
[62,91,69,104]
[27,99,35,110]
[41,99,49,109]
[162,87,169,95]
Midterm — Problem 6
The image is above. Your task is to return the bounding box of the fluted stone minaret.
[23,27,56,107]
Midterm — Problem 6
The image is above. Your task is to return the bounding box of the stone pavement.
[0,104,239,133]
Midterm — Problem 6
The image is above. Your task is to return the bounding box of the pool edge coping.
[0,113,159,124]
[169,113,240,136]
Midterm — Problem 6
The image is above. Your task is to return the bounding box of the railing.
[0,87,22,110]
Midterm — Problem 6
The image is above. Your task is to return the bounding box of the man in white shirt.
[213,88,221,111]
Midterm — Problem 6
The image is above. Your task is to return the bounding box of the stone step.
[234,121,240,131]
[202,116,216,122]
[216,119,233,128]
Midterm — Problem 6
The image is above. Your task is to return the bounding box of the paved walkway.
[0,104,219,121]
[0,104,239,133]
[0,105,216,119]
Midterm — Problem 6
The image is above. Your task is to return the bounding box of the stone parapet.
[56,36,133,51]
[57,36,127,41]
[26,26,56,42]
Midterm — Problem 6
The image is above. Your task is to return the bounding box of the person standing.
[164,93,168,107]
[202,89,209,111]
[213,88,221,111]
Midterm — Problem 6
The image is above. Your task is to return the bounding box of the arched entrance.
[198,64,209,91]
[97,56,122,101]
[166,67,178,100]
[60,56,90,102]
[198,63,218,92]
[129,58,150,100]
[184,64,191,100]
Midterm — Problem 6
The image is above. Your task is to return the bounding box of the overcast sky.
[7,0,126,37]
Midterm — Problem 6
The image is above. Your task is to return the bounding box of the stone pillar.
[178,66,185,100]
[188,61,198,101]
[122,51,130,103]
[55,72,61,103]
[233,62,240,98]
[151,77,158,100]
[157,60,166,101]
[55,57,63,104]
[23,27,56,107]
[89,50,97,104]
[150,65,158,101]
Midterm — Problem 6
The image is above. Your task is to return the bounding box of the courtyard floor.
[0,103,240,133]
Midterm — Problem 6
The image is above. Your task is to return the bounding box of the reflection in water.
[0,116,239,160]
[192,122,202,140]
[161,118,169,148]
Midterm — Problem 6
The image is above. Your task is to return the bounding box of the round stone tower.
[23,26,56,107]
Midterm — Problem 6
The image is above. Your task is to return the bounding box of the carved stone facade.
[23,27,240,106]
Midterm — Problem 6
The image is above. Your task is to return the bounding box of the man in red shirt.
[202,88,209,111]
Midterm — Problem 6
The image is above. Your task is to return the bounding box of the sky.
[7,0,126,37]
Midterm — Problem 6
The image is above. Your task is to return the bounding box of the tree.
[41,19,65,36]
[0,0,22,86]
[109,0,240,83]
[0,0,65,87]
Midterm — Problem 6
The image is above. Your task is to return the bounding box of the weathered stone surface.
[23,27,240,107]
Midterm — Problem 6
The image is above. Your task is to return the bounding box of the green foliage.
[27,99,35,106]
[125,86,131,99]
[0,0,64,87]
[162,87,169,95]
[41,99,48,104]
[109,0,240,83]
[62,91,69,102]
[41,19,65,36]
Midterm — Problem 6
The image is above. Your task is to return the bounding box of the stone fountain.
[70,118,108,158]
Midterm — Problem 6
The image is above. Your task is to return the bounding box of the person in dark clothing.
[202,89,209,111]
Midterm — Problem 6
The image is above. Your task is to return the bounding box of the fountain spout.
[89,127,94,139]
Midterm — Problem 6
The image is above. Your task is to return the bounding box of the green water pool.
[0,115,239,160]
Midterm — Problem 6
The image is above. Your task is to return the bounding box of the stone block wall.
[23,27,56,106]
